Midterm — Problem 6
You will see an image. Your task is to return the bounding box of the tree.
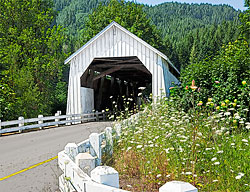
[245,0,250,7]
[0,0,68,120]
[239,1,250,42]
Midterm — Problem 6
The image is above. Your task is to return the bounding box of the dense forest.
[0,0,249,121]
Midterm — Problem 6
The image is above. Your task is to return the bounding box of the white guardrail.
[0,111,106,135]
[58,113,198,192]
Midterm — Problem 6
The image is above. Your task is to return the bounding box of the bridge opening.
[80,56,152,112]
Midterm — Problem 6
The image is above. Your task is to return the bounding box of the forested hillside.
[144,3,241,67]
[53,0,241,68]
[54,0,240,37]
[145,2,239,37]
[53,0,109,35]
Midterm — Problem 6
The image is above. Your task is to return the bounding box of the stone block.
[89,133,101,165]
[159,181,198,192]
[75,153,95,176]
[91,166,119,188]
[65,143,78,161]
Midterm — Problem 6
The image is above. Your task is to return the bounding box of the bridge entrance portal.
[80,56,152,112]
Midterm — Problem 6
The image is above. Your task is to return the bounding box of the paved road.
[0,121,111,192]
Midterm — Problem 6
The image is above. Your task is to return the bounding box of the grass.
[110,94,250,191]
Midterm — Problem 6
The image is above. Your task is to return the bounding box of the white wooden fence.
[58,126,128,192]
[58,113,198,192]
[0,111,106,135]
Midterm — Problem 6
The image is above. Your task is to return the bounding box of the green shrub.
[175,39,250,121]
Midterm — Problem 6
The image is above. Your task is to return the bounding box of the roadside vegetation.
[110,3,250,191]
[111,77,249,191]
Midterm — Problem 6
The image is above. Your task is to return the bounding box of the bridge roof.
[64,21,179,74]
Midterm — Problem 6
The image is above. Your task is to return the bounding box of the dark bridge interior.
[80,56,152,111]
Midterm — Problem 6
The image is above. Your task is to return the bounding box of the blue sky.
[129,0,247,10]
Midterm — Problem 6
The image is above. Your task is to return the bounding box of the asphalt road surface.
[0,121,111,192]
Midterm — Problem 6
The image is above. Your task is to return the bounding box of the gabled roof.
[64,21,180,74]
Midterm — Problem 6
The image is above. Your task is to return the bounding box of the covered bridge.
[65,21,179,115]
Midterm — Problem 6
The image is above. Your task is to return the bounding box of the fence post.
[38,115,43,129]
[103,112,106,121]
[159,181,198,192]
[55,112,59,127]
[114,124,121,139]
[64,143,79,161]
[96,111,99,121]
[105,127,113,155]
[0,120,1,136]
[66,115,72,126]
[75,153,95,176]
[18,116,24,133]
[89,133,102,166]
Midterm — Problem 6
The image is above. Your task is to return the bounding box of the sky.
[129,0,247,10]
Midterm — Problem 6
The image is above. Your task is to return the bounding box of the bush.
[175,39,250,121]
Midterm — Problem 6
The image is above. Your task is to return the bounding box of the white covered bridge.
[65,21,180,115]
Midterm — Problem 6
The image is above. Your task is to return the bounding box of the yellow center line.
[0,156,58,181]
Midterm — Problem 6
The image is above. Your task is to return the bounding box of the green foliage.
[239,7,250,42]
[112,97,250,191]
[51,81,68,114]
[141,2,240,68]
[177,21,240,69]
[245,0,250,7]
[0,0,68,120]
[144,2,240,39]
[0,81,15,119]
[175,40,250,121]
[78,0,166,54]
[54,0,109,36]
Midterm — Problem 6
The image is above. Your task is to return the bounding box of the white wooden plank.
[125,33,129,56]
[109,29,113,57]
[0,113,104,134]
[134,39,138,56]
[114,27,118,57]
[153,52,157,97]
[137,40,142,62]
[101,33,105,56]
[149,49,153,74]
[118,28,122,56]
[93,39,97,58]
[129,35,133,56]
[121,31,126,56]
[145,47,150,71]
